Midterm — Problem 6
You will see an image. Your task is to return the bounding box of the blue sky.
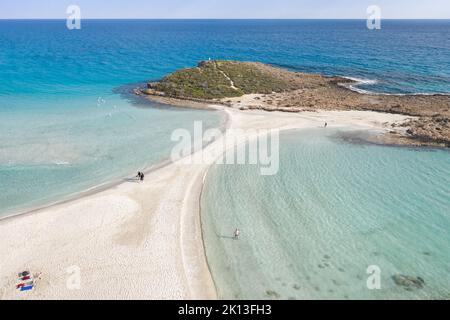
[1,0,449,19]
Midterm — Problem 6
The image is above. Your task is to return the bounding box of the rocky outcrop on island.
[139,60,450,147]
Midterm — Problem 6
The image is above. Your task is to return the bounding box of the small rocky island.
[138,60,450,147]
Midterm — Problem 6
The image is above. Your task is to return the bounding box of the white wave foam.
[53,160,70,166]
[344,76,378,86]
[340,77,378,94]
[340,76,450,96]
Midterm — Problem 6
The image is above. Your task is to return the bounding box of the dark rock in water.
[265,290,280,298]
[324,254,331,259]
[423,252,431,256]
[293,284,301,290]
[392,274,425,291]
[332,279,340,286]
[147,82,159,89]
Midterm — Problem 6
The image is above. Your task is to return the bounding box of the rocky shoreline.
[137,60,450,148]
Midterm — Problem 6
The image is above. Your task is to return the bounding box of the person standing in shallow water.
[234,228,240,240]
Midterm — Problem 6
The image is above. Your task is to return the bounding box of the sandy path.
[0,106,411,300]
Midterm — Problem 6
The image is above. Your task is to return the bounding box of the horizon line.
[2,17,450,20]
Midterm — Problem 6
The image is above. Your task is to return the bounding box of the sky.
[1,0,449,19]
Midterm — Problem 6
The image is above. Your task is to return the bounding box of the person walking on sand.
[324,122,328,128]
[140,172,145,182]
[136,171,142,181]
[234,228,240,240]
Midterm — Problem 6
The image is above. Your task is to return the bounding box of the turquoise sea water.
[1,20,449,96]
[0,95,222,215]
[0,20,237,215]
[201,129,450,299]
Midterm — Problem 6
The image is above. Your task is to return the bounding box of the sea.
[0,19,449,299]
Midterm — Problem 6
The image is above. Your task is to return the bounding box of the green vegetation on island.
[139,60,449,147]
[144,60,320,99]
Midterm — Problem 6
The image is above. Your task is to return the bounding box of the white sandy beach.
[0,105,411,300]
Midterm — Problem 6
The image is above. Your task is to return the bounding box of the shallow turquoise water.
[0,94,222,216]
[201,129,450,299]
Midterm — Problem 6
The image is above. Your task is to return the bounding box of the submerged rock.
[392,274,425,291]
[265,290,280,298]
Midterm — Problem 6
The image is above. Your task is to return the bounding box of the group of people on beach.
[136,171,145,182]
